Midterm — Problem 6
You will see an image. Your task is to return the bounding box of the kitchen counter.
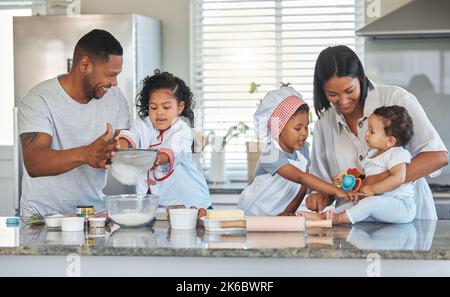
[1,219,450,276]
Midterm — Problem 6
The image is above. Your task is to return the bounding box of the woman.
[305,45,448,220]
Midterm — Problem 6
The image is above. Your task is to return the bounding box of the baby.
[300,105,416,224]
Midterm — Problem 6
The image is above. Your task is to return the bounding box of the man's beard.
[82,78,97,100]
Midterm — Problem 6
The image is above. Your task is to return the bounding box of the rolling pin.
[219,216,331,231]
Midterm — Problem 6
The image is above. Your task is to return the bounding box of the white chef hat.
[254,86,306,142]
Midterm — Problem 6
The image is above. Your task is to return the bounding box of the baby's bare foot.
[296,211,326,220]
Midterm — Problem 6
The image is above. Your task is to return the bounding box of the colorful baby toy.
[336,168,365,192]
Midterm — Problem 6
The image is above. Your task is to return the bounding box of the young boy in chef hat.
[238,87,361,216]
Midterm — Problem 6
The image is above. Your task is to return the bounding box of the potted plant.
[245,139,265,184]
[192,128,214,173]
[247,83,273,183]
[209,122,249,183]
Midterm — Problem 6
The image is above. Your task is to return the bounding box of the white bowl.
[45,214,65,228]
[106,194,159,227]
[61,217,85,232]
[169,208,198,230]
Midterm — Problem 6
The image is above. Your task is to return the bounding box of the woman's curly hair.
[136,70,195,127]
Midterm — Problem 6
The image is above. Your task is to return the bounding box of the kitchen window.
[192,0,364,181]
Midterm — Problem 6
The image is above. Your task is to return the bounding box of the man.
[18,29,130,216]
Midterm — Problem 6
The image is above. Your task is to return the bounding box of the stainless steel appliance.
[13,14,161,213]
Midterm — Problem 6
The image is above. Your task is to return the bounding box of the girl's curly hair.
[136,70,195,127]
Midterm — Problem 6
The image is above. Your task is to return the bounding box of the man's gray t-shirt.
[18,77,130,215]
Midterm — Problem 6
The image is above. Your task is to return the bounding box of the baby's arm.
[360,163,406,195]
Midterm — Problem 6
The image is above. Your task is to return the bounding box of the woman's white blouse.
[310,82,447,220]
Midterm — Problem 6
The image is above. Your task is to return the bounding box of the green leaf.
[249,82,261,94]
[221,121,250,149]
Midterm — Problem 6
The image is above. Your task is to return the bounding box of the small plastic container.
[76,205,94,223]
[88,217,106,228]
[169,208,198,230]
[45,214,65,229]
[6,217,19,227]
[61,217,85,232]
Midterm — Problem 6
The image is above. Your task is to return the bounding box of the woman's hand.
[363,171,389,186]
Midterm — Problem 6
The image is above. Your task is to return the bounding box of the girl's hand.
[360,185,376,196]
[151,153,161,170]
[335,189,351,201]
[346,192,364,204]
[277,211,295,216]
[335,189,363,204]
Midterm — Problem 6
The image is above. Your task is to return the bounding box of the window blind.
[0,0,46,11]
[192,0,360,181]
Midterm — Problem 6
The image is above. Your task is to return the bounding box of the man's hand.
[83,123,116,169]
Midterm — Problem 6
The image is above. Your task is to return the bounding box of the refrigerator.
[13,14,161,213]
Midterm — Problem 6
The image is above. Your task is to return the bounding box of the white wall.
[80,0,190,83]
[0,9,32,216]
[0,146,15,216]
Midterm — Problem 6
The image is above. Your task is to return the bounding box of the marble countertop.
[1,219,450,260]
